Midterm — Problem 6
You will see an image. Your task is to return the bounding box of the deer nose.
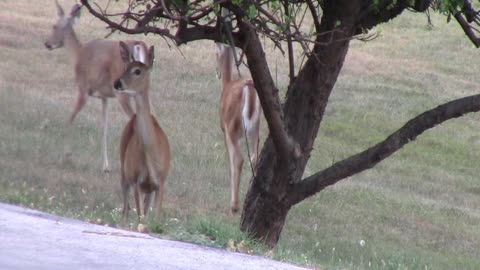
[44,42,52,50]
[114,80,123,90]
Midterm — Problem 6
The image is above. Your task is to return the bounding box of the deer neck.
[221,46,234,88]
[134,90,151,116]
[64,27,82,59]
[133,88,154,149]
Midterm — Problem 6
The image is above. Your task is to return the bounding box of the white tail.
[44,1,149,173]
[115,42,171,221]
[215,42,261,214]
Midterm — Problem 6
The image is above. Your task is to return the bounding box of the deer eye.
[133,68,141,75]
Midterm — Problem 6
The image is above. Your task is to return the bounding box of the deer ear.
[132,43,146,64]
[70,4,81,17]
[55,0,65,17]
[70,4,81,24]
[119,41,132,64]
[147,46,155,68]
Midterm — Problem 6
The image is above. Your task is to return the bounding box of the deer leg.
[121,177,130,221]
[69,90,88,124]
[117,93,135,118]
[143,156,163,220]
[100,98,111,173]
[133,183,142,222]
[64,90,88,161]
[144,191,153,218]
[154,180,165,220]
[246,123,260,169]
[225,133,243,214]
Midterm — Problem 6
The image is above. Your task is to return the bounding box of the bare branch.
[254,3,283,28]
[136,3,163,27]
[81,0,178,40]
[305,0,321,33]
[81,0,243,46]
[283,2,295,85]
[159,0,183,20]
[239,20,297,162]
[286,94,480,206]
[454,11,480,48]
[354,30,380,42]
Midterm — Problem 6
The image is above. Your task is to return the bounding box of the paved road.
[0,203,309,270]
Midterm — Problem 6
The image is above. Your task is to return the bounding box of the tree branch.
[451,0,480,48]
[286,94,480,206]
[80,0,243,46]
[283,1,295,86]
[238,20,297,162]
[81,0,178,40]
[454,11,480,47]
[305,0,321,33]
[356,0,433,32]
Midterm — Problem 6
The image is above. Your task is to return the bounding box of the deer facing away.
[215,43,261,214]
[44,1,149,172]
[115,42,171,221]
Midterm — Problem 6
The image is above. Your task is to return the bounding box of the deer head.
[114,41,155,96]
[45,1,81,50]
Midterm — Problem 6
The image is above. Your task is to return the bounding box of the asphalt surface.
[0,203,309,270]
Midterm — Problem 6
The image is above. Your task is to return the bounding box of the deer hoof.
[230,206,239,215]
[102,167,111,175]
[137,223,148,233]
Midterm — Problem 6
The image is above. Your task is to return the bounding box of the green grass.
[2,1,480,269]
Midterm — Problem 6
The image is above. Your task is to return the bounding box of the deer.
[44,1,149,173]
[114,41,171,222]
[215,42,261,214]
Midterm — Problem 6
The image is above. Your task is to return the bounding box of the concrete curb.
[0,203,310,270]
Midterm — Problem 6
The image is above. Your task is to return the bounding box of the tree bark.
[239,140,291,246]
[240,0,356,246]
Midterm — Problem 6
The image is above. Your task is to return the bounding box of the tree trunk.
[240,5,355,245]
[240,139,292,247]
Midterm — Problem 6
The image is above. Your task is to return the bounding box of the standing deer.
[115,42,170,221]
[215,42,261,214]
[44,1,149,173]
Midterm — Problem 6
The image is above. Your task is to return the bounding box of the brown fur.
[245,80,256,119]
[220,80,256,139]
[116,43,171,221]
[215,43,261,214]
[74,39,148,99]
[120,114,171,220]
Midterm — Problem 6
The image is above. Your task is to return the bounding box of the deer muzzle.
[114,80,124,90]
[44,42,53,50]
[44,40,63,50]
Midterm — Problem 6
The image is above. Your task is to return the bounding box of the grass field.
[2,1,480,269]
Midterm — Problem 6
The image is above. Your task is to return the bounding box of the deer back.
[74,40,148,96]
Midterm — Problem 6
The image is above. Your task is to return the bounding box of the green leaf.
[247,5,257,19]
[213,3,220,14]
[232,0,242,6]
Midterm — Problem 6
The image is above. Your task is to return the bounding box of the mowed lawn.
[1,1,480,269]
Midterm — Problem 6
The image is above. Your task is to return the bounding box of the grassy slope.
[1,1,480,269]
